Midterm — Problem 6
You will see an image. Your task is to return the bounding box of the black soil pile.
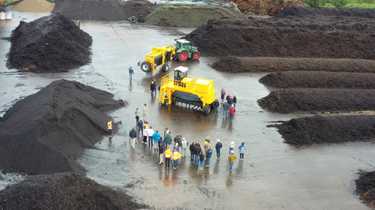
[53,0,155,22]
[185,17,375,58]
[0,173,144,210]
[258,89,375,113]
[356,170,375,208]
[211,57,375,73]
[270,115,375,145]
[278,6,375,18]
[7,13,92,72]
[260,71,375,89]
[0,80,125,175]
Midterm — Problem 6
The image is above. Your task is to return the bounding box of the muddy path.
[260,71,375,89]
[211,57,375,73]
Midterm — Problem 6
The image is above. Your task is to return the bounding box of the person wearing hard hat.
[228,150,237,173]
[164,146,172,168]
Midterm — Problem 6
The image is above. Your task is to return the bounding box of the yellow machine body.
[140,45,176,73]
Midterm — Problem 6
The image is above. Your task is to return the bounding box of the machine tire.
[178,51,189,62]
[161,61,171,72]
[203,105,211,115]
[140,62,151,72]
[192,51,200,61]
[211,100,219,110]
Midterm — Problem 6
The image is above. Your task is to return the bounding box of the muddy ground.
[278,6,375,18]
[211,56,375,73]
[270,115,375,145]
[185,16,375,58]
[7,13,92,72]
[356,170,375,208]
[0,173,145,210]
[53,0,155,21]
[259,71,375,89]
[258,89,375,113]
[0,79,124,175]
[144,4,243,27]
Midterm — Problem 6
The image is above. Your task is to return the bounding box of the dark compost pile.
[356,170,375,208]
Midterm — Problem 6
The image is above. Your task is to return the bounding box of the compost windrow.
[355,170,375,208]
[7,13,92,72]
[0,80,125,175]
[260,71,375,89]
[0,173,144,210]
[277,6,375,18]
[185,17,375,59]
[258,89,375,113]
[269,115,375,145]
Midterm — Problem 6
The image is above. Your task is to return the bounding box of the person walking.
[215,139,223,159]
[195,142,202,166]
[136,119,143,139]
[228,150,237,173]
[150,80,157,98]
[222,101,229,118]
[198,150,205,169]
[142,103,147,121]
[129,66,134,81]
[229,141,235,154]
[147,126,155,150]
[233,95,237,107]
[189,142,195,162]
[221,88,226,103]
[107,120,113,141]
[158,140,165,165]
[142,125,148,145]
[172,149,182,170]
[181,137,188,158]
[164,146,172,168]
[152,130,161,153]
[226,95,232,105]
[164,131,172,147]
[239,142,245,159]
[229,104,236,119]
[129,128,137,149]
[135,107,140,125]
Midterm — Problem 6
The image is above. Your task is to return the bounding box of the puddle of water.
[0,12,374,210]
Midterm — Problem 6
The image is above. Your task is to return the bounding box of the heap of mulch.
[0,79,125,175]
[0,173,145,210]
[12,0,54,12]
[53,0,155,22]
[269,115,375,145]
[356,170,375,208]
[277,6,375,18]
[258,89,375,113]
[185,16,375,58]
[7,13,92,72]
[211,56,375,73]
[259,71,375,89]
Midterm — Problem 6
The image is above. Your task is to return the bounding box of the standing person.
[198,150,205,169]
[222,101,229,118]
[164,131,172,147]
[142,125,148,145]
[228,150,237,173]
[181,137,188,158]
[137,119,143,139]
[226,95,232,106]
[129,128,137,149]
[147,126,155,150]
[233,95,237,107]
[142,103,147,121]
[220,88,226,103]
[189,142,195,162]
[107,120,113,141]
[215,139,223,159]
[158,140,165,165]
[164,146,172,168]
[150,80,157,98]
[239,142,245,159]
[163,128,170,138]
[135,107,140,125]
[172,149,182,170]
[129,66,134,81]
[195,142,202,166]
[229,141,235,154]
[152,130,161,153]
[228,104,236,119]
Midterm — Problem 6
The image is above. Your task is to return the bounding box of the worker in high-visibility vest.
[164,146,172,168]
[107,120,113,141]
[172,149,182,170]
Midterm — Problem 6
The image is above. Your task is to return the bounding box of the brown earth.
[356,170,375,209]
[12,0,54,12]
[211,57,375,73]
[259,71,375,89]
[7,13,92,72]
[53,0,155,22]
[258,89,375,113]
[269,115,375,145]
[277,6,375,18]
[0,80,125,175]
[185,17,375,59]
[0,173,145,210]
[232,0,303,15]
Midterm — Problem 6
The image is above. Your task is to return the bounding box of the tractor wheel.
[140,62,151,73]
[178,51,189,62]
[203,105,211,115]
[161,61,171,72]
[192,51,200,61]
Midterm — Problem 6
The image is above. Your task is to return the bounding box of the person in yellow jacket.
[228,150,237,173]
[172,149,182,170]
[164,146,172,168]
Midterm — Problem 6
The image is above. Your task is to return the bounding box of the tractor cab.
[174,66,188,87]
[175,39,193,51]
[174,39,200,62]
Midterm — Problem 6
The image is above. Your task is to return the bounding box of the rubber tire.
[203,105,211,115]
[192,51,200,60]
[161,61,171,72]
[178,51,189,62]
[140,62,151,72]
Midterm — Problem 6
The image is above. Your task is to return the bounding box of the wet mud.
[0,80,125,175]
[7,13,92,72]
[185,17,375,58]
[270,115,375,145]
[260,71,375,89]
[278,6,375,18]
[211,56,375,73]
[356,170,375,209]
[258,89,375,113]
[0,173,145,210]
[53,0,155,22]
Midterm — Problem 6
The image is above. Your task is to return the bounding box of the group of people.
[220,88,237,119]
[129,106,246,173]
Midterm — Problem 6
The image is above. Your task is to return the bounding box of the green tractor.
[174,39,200,62]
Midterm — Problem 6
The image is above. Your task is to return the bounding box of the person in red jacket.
[228,104,236,119]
